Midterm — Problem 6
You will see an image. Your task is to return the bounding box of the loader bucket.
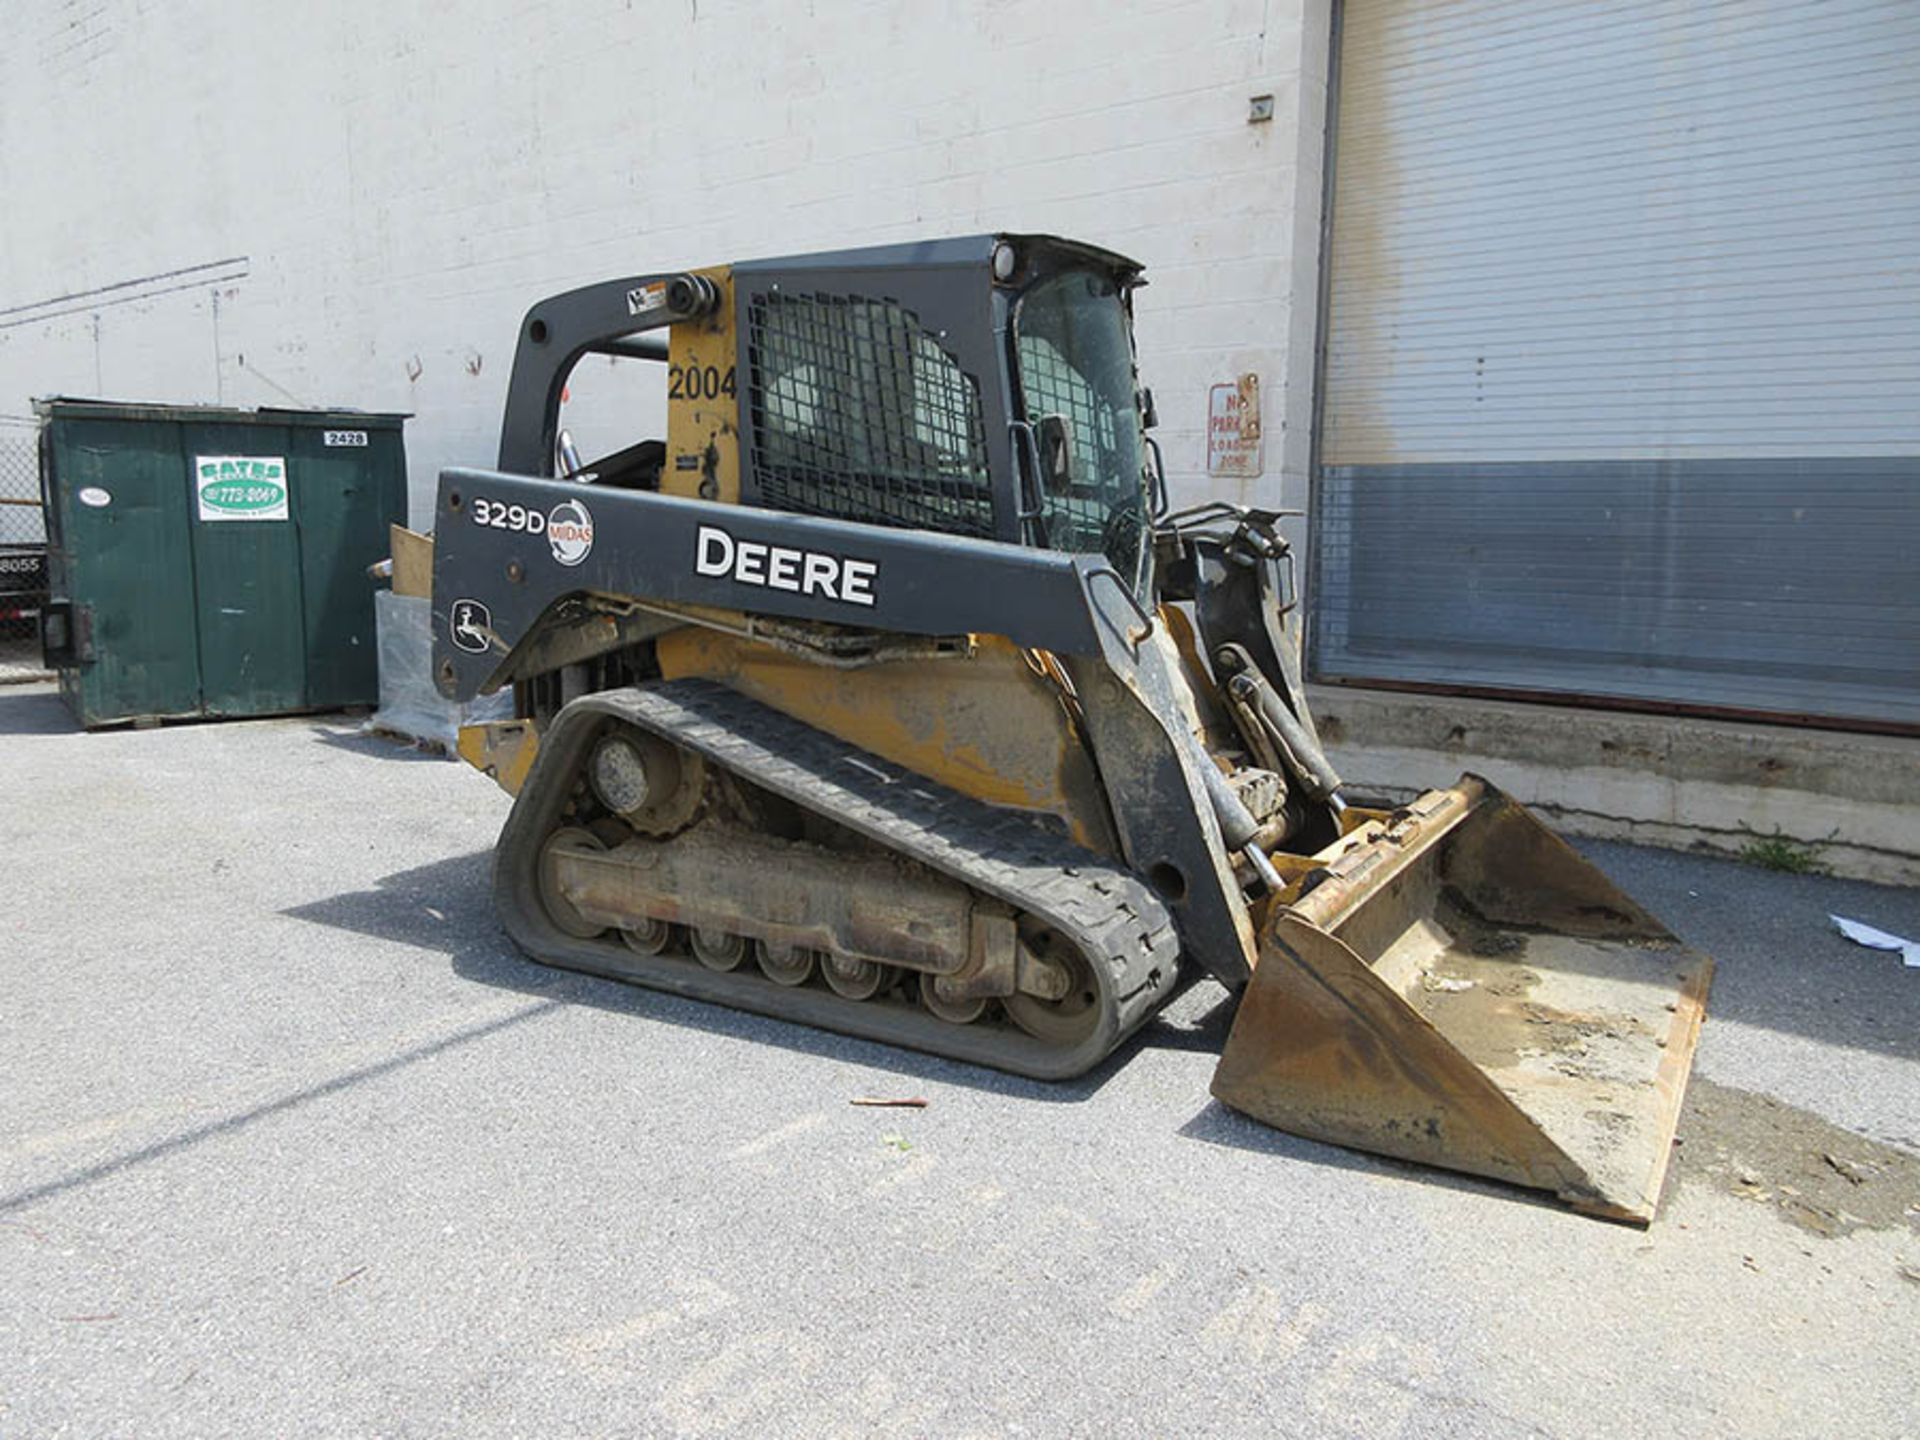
[1211,778,1711,1223]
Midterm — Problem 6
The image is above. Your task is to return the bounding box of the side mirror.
[1036,413,1075,497]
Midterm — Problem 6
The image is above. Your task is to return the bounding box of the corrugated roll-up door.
[1313,0,1920,729]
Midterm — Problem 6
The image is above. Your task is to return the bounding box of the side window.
[1012,269,1150,591]
[1014,334,1119,488]
[553,352,668,488]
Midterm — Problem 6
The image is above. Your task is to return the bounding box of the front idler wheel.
[1003,928,1100,1047]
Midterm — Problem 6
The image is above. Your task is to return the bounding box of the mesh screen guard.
[745,292,995,537]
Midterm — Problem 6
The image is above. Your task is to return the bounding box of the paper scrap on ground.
[1830,915,1920,968]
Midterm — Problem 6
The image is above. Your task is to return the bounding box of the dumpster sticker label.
[195,456,289,521]
[78,486,112,508]
[323,429,368,447]
[449,598,493,654]
[548,499,594,566]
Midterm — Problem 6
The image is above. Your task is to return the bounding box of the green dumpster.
[36,398,409,728]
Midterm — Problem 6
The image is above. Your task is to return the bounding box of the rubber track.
[506,680,1185,1078]
[631,680,1178,976]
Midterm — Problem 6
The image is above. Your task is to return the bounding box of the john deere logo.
[195,456,290,522]
[548,499,594,566]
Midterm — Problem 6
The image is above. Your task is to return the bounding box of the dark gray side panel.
[429,467,1106,701]
[1312,459,1920,727]
[428,464,1261,986]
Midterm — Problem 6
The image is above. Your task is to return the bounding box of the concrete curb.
[1311,685,1920,887]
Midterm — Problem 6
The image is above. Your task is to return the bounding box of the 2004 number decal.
[470,497,545,533]
[668,364,736,401]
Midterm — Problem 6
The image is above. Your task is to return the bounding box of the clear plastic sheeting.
[365,591,510,751]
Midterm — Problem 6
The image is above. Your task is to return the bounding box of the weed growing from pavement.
[1738,828,1832,875]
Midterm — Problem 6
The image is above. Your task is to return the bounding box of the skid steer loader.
[429,235,1711,1222]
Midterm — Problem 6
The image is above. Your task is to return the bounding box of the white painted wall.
[1,0,1330,527]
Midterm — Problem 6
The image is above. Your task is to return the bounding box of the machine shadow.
[0,685,78,736]
[283,850,1625,1218]
[282,848,1203,1106]
[306,722,454,763]
[1176,1099,1576,1222]
[284,832,1916,1221]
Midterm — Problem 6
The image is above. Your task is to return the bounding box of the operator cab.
[499,234,1161,598]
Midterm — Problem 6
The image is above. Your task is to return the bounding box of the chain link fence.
[0,418,51,683]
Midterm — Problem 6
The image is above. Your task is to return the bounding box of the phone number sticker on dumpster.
[195,456,290,521]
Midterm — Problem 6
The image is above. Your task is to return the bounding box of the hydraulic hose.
[1215,647,1344,803]
[1187,731,1286,892]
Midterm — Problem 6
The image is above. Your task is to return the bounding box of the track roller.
[621,917,677,956]
[756,940,819,987]
[823,954,897,1002]
[918,972,989,1025]
[690,928,751,972]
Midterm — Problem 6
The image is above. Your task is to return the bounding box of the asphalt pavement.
[2,681,1916,1438]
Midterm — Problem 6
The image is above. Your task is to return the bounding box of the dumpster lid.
[33,396,411,427]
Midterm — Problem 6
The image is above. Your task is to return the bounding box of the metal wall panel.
[182,420,309,718]
[1314,0,1920,726]
[45,417,203,723]
[289,424,410,709]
